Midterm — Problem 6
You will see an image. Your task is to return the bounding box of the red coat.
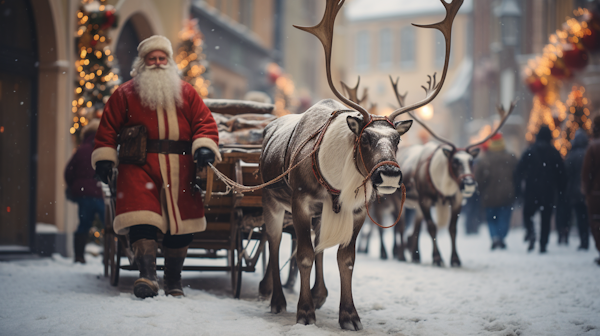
[92,80,220,235]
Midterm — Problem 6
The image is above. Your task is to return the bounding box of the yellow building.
[344,0,473,145]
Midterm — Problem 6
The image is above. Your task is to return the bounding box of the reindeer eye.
[360,135,369,145]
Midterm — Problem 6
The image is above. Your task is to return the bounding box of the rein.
[208,109,352,194]
[209,110,406,230]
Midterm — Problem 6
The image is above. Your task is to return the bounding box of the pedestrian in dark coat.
[475,133,518,249]
[64,119,104,263]
[582,116,600,266]
[556,129,589,248]
[514,126,567,253]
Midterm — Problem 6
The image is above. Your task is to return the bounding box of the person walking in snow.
[64,119,104,263]
[582,115,600,266]
[475,133,518,250]
[92,35,220,298]
[556,129,589,249]
[514,125,567,253]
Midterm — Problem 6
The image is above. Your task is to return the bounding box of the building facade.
[344,0,473,146]
[0,0,281,256]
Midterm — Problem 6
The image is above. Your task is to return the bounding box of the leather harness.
[147,139,192,155]
[417,144,474,200]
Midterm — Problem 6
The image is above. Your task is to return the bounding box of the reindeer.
[387,76,516,266]
[257,0,463,330]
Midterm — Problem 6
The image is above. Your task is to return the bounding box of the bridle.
[311,111,406,229]
[419,145,474,200]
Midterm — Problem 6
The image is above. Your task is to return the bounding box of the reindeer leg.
[449,201,461,267]
[421,203,443,267]
[311,218,328,309]
[293,199,316,325]
[356,222,371,254]
[338,214,365,331]
[394,208,406,261]
[259,194,286,313]
[374,207,388,260]
[410,216,422,263]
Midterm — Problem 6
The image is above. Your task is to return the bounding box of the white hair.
[131,57,183,110]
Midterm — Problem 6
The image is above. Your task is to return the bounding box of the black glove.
[195,147,215,169]
[94,160,114,184]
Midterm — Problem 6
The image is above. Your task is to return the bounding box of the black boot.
[163,246,188,297]
[132,239,159,298]
[74,233,88,263]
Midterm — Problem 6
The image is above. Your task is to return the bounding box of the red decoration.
[101,10,116,30]
[550,58,571,79]
[562,43,589,69]
[527,77,546,95]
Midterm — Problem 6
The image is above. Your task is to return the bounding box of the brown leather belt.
[146,140,192,155]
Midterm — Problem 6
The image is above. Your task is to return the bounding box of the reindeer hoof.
[270,304,286,314]
[340,318,363,331]
[339,307,362,331]
[432,259,444,267]
[451,259,461,267]
[296,310,316,325]
[270,294,287,314]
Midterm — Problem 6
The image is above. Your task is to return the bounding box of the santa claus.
[92,35,220,298]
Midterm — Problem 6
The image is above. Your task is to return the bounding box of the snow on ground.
[1,227,599,336]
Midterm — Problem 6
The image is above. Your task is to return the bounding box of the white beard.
[132,58,183,111]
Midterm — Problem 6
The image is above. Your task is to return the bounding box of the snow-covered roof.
[346,0,473,22]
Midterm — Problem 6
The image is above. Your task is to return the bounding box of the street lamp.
[494,0,521,47]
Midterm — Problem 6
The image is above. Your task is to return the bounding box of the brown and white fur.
[393,142,479,267]
[258,99,412,330]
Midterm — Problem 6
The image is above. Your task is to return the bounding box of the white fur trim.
[315,112,373,253]
[430,147,460,197]
[193,138,222,163]
[91,147,118,169]
[177,216,207,235]
[137,35,173,59]
[113,210,166,235]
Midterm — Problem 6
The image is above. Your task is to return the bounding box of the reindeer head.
[296,0,464,195]
[391,74,516,198]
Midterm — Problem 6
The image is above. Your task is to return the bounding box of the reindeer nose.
[372,165,403,192]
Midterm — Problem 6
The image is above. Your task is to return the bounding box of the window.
[399,26,416,69]
[356,31,370,71]
[434,31,445,68]
[379,29,392,70]
[240,0,253,29]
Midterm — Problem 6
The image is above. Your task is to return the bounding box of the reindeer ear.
[467,147,480,158]
[394,120,413,135]
[442,147,454,159]
[346,115,364,136]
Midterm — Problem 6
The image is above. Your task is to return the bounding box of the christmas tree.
[176,19,211,98]
[71,0,119,137]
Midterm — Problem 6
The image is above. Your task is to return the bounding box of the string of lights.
[523,8,598,155]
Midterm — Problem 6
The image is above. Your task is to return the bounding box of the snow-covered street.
[1,227,599,336]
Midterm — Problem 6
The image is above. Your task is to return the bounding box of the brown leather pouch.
[118,125,148,165]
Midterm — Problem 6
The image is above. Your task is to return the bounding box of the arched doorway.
[116,13,155,83]
[0,0,38,251]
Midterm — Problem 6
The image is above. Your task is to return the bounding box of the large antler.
[390,76,456,149]
[465,102,517,151]
[341,77,368,105]
[294,0,370,121]
[388,0,464,122]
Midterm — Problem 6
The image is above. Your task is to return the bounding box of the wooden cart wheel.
[230,227,243,298]
[109,234,122,286]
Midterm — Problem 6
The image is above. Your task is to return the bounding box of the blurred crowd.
[465,115,600,265]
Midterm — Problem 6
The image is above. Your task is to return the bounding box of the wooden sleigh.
[102,99,298,298]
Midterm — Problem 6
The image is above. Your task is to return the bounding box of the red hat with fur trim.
[137,35,173,59]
